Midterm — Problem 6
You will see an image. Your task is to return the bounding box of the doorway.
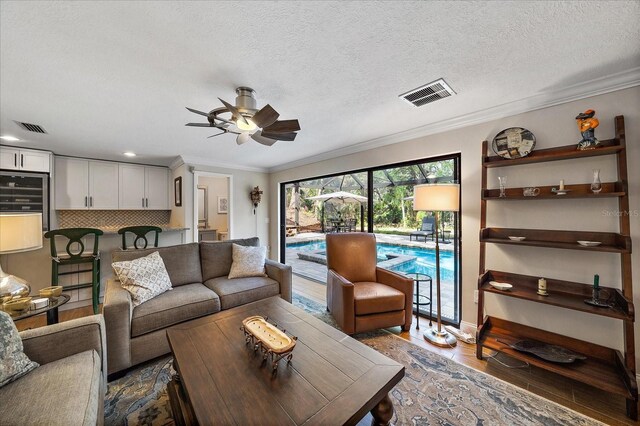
[193,172,231,242]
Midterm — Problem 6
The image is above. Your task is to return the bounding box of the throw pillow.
[228,244,267,279]
[112,251,173,307]
[0,311,39,388]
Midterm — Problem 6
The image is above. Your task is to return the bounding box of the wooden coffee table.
[166,296,404,426]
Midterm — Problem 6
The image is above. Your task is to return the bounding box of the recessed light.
[123,152,136,157]
[0,135,21,141]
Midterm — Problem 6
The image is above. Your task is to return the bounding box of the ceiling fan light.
[236,117,257,131]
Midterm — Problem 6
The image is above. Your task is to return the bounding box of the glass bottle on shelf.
[591,169,602,194]
[498,176,507,198]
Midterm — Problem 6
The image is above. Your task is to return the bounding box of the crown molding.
[179,155,268,173]
[168,156,185,170]
[269,67,640,173]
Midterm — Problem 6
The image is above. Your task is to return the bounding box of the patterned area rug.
[105,294,601,425]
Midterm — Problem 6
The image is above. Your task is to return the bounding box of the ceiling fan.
[185,87,300,146]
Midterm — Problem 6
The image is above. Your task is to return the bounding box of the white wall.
[269,86,640,367]
[170,161,271,252]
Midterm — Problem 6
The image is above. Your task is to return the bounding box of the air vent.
[14,121,47,134]
[399,78,456,107]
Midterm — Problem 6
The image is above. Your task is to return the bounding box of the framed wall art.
[217,196,228,214]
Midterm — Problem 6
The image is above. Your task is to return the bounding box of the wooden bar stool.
[44,228,103,314]
[118,226,162,250]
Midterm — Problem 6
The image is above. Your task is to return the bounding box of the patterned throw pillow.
[0,311,39,388]
[112,251,173,307]
[228,244,267,279]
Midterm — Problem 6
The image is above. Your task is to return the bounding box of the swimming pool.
[287,240,455,280]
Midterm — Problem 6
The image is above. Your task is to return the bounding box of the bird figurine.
[576,109,600,150]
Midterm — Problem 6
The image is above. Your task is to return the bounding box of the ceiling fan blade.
[252,104,279,128]
[251,131,278,146]
[263,119,300,133]
[186,107,211,117]
[261,131,297,141]
[236,133,250,145]
[185,123,213,127]
[218,97,248,125]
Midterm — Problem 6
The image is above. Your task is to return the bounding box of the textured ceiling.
[1,1,639,170]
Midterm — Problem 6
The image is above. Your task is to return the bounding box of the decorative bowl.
[489,281,513,291]
[577,241,602,247]
[508,236,526,241]
[39,286,63,298]
[3,297,32,312]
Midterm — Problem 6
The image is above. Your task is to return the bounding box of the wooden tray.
[241,315,296,354]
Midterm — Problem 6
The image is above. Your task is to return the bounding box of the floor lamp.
[413,183,459,348]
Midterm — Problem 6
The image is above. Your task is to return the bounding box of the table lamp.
[413,183,460,347]
[0,213,43,299]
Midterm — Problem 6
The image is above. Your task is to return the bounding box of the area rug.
[105,294,602,425]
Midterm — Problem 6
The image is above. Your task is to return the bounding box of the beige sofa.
[0,315,107,426]
[103,237,292,376]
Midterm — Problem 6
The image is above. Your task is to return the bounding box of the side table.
[5,294,70,325]
[405,273,432,330]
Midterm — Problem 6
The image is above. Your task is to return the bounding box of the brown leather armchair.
[326,233,414,334]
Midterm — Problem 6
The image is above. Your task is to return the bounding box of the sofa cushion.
[204,276,279,310]
[0,350,100,426]
[112,251,173,307]
[0,311,39,388]
[228,244,267,279]
[131,283,221,337]
[200,237,260,281]
[112,243,202,287]
[353,282,405,315]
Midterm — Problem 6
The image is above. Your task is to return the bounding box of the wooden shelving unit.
[478,317,636,400]
[477,116,637,419]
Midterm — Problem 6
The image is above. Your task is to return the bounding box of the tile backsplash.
[57,210,171,228]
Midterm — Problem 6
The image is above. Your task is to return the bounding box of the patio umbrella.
[307,191,367,232]
[307,191,367,203]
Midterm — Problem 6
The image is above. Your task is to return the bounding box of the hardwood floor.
[16,275,635,425]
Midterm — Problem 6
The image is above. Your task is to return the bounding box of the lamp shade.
[413,184,460,212]
[0,213,43,254]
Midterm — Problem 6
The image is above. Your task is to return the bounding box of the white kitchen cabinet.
[119,164,168,209]
[0,146,50,172]
[88,161,119,209]
[118,164,146,209]
[145,167,169,209]
[55,157,89,209]
[55,158,119,209]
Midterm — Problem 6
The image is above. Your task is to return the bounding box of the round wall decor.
[491,127,536,159]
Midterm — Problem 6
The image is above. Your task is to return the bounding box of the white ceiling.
[1,1,639,171]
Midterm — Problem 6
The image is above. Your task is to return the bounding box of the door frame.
[192,171,233,242]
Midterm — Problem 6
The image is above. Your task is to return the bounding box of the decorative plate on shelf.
[492,127,536,159]
[489,281,513,291]
[577,241,602,247]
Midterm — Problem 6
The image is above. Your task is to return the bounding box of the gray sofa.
[0,315,107,426]
[103,237,292,375]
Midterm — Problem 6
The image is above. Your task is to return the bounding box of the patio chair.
[409,217,435,242]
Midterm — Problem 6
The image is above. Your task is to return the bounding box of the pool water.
[287,240,455,280]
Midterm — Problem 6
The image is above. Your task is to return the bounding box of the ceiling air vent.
[14,121,47,134]
[399,78,456,107]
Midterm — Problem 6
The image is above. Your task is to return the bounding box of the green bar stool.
[44,228,103,314]
[118,226,162,250]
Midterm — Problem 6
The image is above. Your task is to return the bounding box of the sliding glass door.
[280,154,461,325]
